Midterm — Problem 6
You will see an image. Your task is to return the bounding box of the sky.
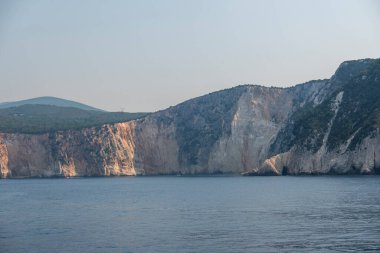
[0,0,379,112]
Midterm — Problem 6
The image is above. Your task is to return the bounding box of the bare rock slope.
[1,58,379,178]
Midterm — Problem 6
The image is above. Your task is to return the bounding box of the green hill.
[0,96,103,111]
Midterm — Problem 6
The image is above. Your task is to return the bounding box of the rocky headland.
[1,58,379,178]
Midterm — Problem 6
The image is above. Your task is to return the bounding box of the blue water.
[1,176,380,253]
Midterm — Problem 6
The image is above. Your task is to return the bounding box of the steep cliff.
[0,123,137,178]
[1,58,379,178]
[259,58,380,175]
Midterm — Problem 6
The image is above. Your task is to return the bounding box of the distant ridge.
[0,96,103,111]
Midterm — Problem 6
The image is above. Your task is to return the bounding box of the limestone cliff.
[1,58,379,178]
[0,123,137,178]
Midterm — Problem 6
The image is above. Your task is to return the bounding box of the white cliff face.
[260,134,380,175]
[53,123,138,177]
[0,123,138,178]
[133,116,180,175]
[208,86,293,173]
[0,139,9,178]
[3,133,59,177]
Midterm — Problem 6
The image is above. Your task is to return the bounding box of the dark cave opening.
[282,166,289,176]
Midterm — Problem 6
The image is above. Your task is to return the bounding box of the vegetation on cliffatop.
[272,59,380,153]
[0,105,148,134]
[327,59,380,150]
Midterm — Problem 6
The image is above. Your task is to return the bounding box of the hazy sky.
[0,0,379,112]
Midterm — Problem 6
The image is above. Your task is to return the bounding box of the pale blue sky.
[0,0,379,112]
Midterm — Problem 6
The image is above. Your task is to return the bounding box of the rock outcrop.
[1,58,379,178]
[0,123,137,177]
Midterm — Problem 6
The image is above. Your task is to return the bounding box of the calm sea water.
[1,176,380,253]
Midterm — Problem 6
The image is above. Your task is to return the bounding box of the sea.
[1,176,380,253]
